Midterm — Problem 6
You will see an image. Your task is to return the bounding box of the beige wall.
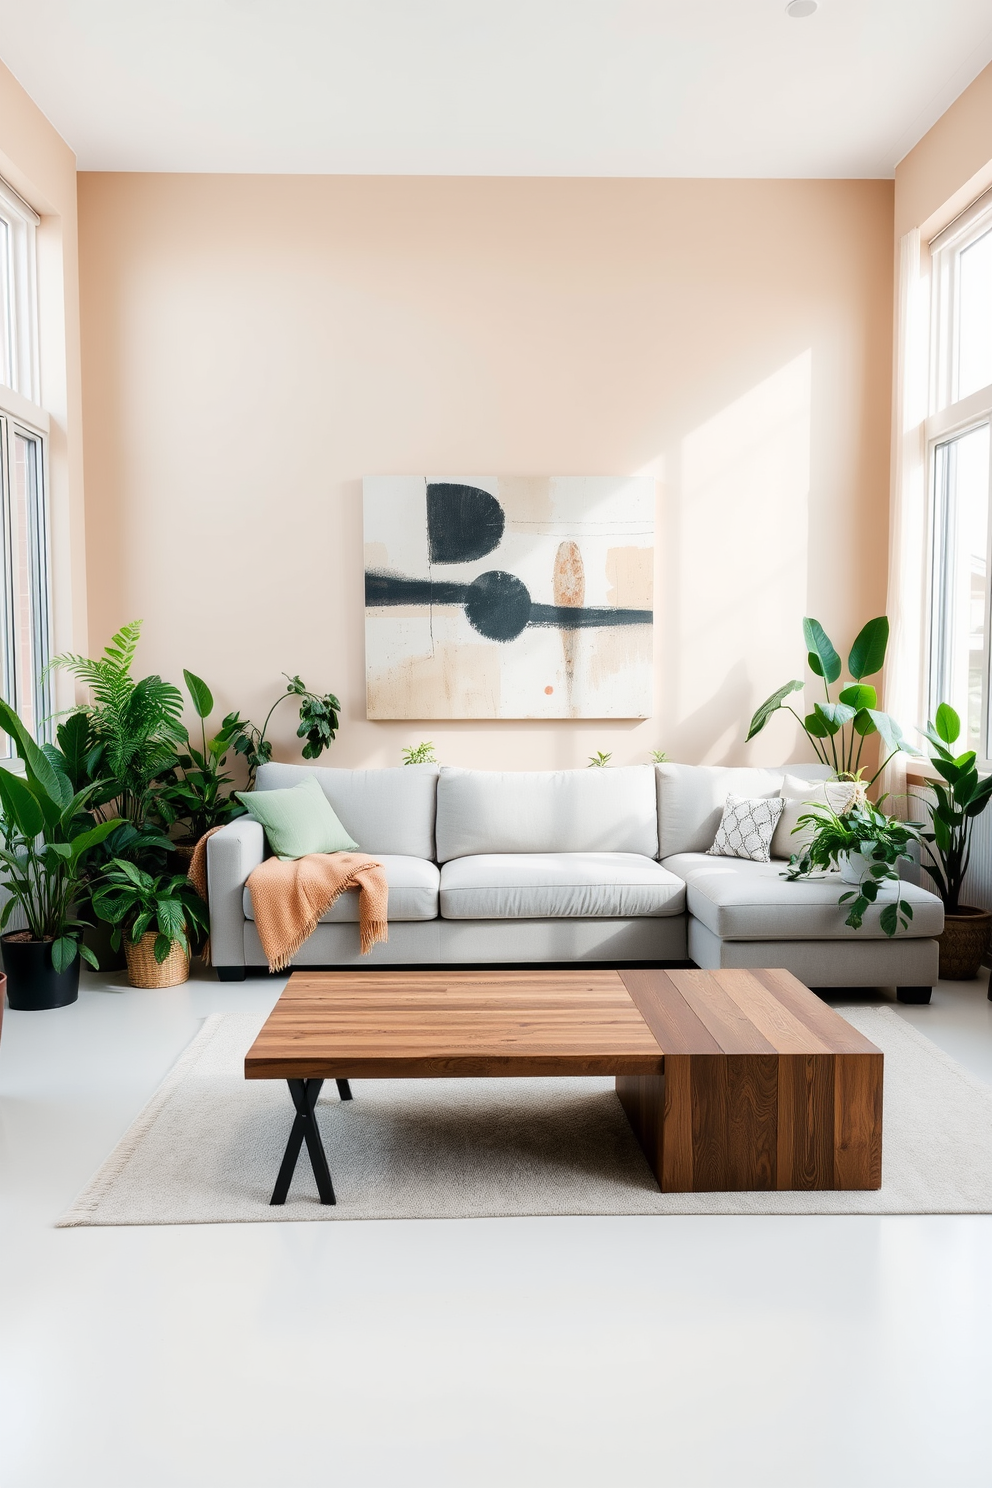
[896,59,992,240]
[0,60,86,694]
[77,173,893,771]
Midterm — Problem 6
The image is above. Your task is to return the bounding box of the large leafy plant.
[747,616,916,781]
[51,620,186,826]
[917,702,992,912]
[227,674,341,789]
[91,860,209,964]
[0,698,123,970]
[155,670,246,841]
[42,708,172,872]
[782,796,921,937]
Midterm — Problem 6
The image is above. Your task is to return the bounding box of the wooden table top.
[244,966,880,1080]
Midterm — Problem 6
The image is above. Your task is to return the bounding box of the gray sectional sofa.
[206,759,943,1000]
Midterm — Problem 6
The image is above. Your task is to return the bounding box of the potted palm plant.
[747,615,916,780]
[91,860,209,989]
[0,699,123,1009]
[917,703,992,980]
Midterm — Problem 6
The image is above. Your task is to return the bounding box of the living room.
[2,4,992,1485]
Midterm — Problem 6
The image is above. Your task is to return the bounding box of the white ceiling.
[2,0,992,177]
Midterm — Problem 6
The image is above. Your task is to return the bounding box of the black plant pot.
[83,918,127,973]
[1,934,80,1010]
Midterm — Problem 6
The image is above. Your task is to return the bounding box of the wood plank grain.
[776,1054,835,1190]
[662,1057,694,1191]
[715,970,834,1055]
[751,969,882,1054]
[618,969,724,1055]
[724,1054,779,1189]
[833,1052,883,1189]
[667,970,778,1055]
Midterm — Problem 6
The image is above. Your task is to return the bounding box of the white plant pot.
[838,850,872,885]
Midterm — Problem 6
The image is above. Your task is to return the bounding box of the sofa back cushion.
[254,763,438,859]
[656,761,832,859]
[435,766,658,862]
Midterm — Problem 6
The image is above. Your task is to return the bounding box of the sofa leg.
[897,985,932,1005]
[216,966,247,982]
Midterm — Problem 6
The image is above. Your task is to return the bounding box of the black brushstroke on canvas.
[365,570,652,643]
[427,484,505,564]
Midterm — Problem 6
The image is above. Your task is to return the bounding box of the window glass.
[0,216,9,390]
[932,423,991,754]
[958,226,992,401]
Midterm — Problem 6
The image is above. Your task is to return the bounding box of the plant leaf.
[183,669,214,720]
[745,679,803,742]
[50,936,78,973]
[934,702,960,745]
[838,684,877,710]
[0,764,46,838]
[866,710,920,756]
[848,616,889,680]
[803,618,841,684]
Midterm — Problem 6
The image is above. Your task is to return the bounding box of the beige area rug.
[58,1008,992,1225]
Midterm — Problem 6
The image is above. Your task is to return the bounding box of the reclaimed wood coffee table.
[244,966,882,1204]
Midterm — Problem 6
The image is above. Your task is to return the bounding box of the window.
[0,176,50,752]
[927,191,992,759]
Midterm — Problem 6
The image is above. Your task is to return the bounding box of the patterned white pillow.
[707,793,785,863]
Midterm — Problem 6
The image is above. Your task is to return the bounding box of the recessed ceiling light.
[786,0,818,15]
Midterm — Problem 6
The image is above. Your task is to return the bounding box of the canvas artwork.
[363,476,654,719]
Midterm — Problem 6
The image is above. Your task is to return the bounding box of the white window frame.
[0,176,40,404]
[925,191,992,764]
[0,176,51,751]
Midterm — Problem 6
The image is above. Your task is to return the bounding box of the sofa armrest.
[206,816,265,968]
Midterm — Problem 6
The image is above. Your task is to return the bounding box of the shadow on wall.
[653,349,813,766]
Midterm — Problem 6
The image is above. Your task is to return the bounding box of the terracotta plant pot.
[124,932,190,989]
[1,933,80,1010]
[936,906,992,981]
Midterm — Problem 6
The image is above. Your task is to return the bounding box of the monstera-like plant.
[747,616,916,782]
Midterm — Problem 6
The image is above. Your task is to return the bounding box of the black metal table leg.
[336,1079,353,1101]
[270,1078,337,1205]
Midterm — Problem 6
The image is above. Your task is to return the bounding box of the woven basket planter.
[172,840,198,873]
[124,932,190,989]
[936,907,992,981]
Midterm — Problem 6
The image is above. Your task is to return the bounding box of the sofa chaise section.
[657,762,943,997]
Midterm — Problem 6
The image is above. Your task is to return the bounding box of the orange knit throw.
[189,829,388,971]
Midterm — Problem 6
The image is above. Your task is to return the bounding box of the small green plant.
[227,674,341,789]
[649,750,668,764]
[783,798,921,936]
[401,742,438,765]
[588,752,612,768]
[155,670,246,841]
[917,702,992,912]
[91,860,209,964]
[0,698,124,970]
[747,616,917,782]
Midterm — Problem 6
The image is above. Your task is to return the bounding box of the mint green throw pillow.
[236,776,359,860]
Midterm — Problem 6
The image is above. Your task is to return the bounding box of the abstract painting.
[363,476,654,719]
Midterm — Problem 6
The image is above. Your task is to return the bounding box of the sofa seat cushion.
[242,855,439,923]
[662,853,944,940]
[439,853,686,920]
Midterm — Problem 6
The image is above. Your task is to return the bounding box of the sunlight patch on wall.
[677,350,812,763]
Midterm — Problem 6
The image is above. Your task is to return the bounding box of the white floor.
[2,967,992,1488]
